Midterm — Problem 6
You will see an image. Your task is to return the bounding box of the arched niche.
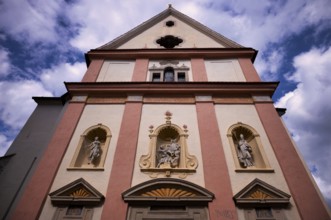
[227,122,273,172]
[69,124,111,170]
[140,115,198,178]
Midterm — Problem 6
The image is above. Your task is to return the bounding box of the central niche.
[156,127,180,168]
[140,112,198,178]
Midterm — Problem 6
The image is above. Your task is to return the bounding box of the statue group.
[157,139,181,168]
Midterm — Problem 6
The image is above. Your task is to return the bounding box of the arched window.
[139,112,198,178]
[163,67,175,82]
[69,124,111,170]
[227,123,272,172]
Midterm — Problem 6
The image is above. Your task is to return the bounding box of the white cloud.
[0,80,52,130]
[0,48,11,77]
[276,46,331,194]
[40,62,86,96]
[0,0,62,44]
[254,48,285,80]
[313,175,331,205]
[0,63,85,156]
[173,0,331,79]
[66,0,168,51]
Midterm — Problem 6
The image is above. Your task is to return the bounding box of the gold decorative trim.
[141,188,196,197]
[70,188,91,197]
[247,189,272,199]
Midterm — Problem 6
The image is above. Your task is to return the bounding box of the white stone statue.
[88,136,101,164]
[157,139,180,168]
[237,134,253,167]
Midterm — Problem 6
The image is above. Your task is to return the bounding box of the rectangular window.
[152,73,161,82]
[177,72,186,82]
[256,208,274,219]
[66,206,83,216]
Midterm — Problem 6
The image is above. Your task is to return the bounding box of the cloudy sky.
[1,0,330,207]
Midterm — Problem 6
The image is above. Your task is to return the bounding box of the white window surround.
[149,61,189,82]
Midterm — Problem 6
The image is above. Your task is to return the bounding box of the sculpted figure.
[157,145,169,167]
[168,139,180,167]
[88,137,101,164]
[157,139,180,168]
[237,134,253,167]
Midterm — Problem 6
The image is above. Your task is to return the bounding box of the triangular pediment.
[49,178,104,206]
[233,179,291,208]
[122,178,214,205]
[98,6,243,50]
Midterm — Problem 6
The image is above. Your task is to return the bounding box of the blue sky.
[1,0,331,207]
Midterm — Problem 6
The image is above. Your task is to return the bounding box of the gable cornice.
[96,6,244,50]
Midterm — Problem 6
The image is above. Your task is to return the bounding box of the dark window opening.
[166,20,175,27]
[152,73,161,82]
[156,35,183,48]
[177,72,186,82]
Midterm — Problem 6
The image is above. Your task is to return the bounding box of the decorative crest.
[165,111,172,124]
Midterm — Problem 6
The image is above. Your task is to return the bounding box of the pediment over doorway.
[122,178,214,205]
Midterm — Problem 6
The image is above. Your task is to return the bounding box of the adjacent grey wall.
[0,97,67,220]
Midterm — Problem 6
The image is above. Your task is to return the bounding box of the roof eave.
[85,48,258,66]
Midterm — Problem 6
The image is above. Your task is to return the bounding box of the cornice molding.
[85,48,257,66]
[65,81,278,98]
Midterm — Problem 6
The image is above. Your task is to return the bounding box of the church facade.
[4,6,330,220]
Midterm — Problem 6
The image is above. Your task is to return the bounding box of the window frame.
[149,62,189,82]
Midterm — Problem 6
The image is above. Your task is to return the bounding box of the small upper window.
[164,67,175,82]
[177,72,186,82]
[166,20,175,27]
[152,73,161,82]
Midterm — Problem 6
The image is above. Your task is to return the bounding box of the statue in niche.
[157,139,180,168]
[237,134,254,167]
[88,137,101,164]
